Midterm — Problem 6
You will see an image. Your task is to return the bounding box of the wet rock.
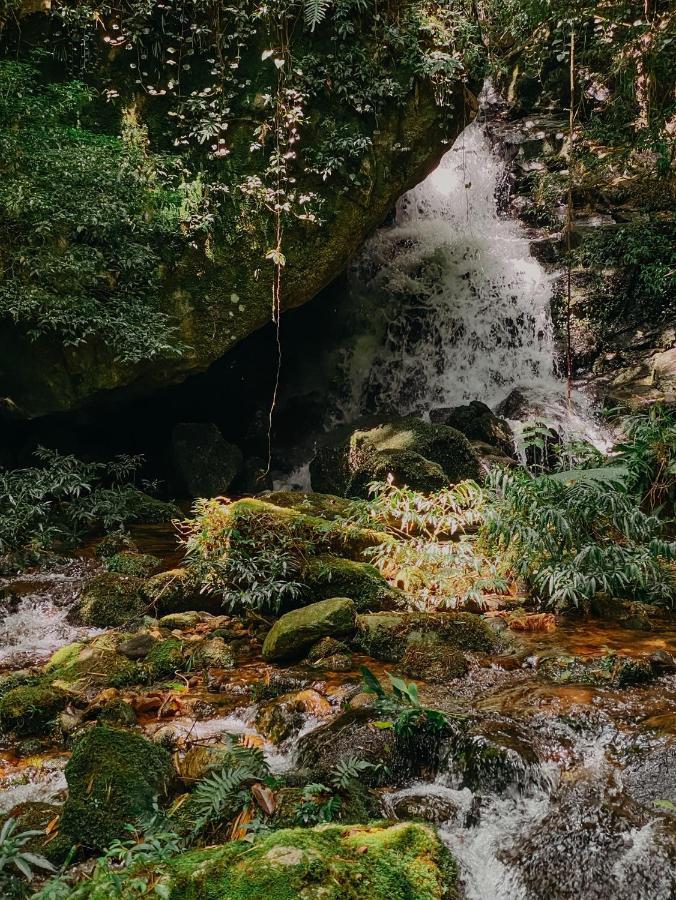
[144,638,185,680]
[105,551,162,578]
[171,422,243,498]
[0,684,67,737]
[430,400,515,457]
[59,725,174,852]
[70,572,147,628]
[46,640,140,694]
[118,633,157,660]
[303,554,408,612]
[193,637,235,669]
[353,611,499,662]
[66,821,456,899]
[312,652,353,672]
[389,790,460,824]
[255,689,331,744]
[310,416,482,497]
[650,650,675,672]
[539,653,656,688]
[262,598,357,662]
[400,641,469,683]
[452,720,541,793]
[306,636,350,661]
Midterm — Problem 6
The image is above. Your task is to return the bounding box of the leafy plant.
[481,465,675,609]
[613,403,676,514]
[181,500,312,614]
[350,479,508,609]
[0,817,55,883]
[304,0,332,32]
[190,739,271,837]
[294,783,342,826]
[0,448,160,560]
[361,666,451,737]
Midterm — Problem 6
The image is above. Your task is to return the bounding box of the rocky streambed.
[0,503,674,900]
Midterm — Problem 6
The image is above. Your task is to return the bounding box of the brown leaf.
[251,783,276,816]
[45,816,60,835]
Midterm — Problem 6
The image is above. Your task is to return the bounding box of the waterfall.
[338,117,608,446]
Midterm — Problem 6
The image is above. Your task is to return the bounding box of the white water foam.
[339,118,608,447]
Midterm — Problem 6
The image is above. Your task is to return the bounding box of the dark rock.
[400,641,469,683]
[117,633,157,660]
[310,417,482,497]
[389,790,460,824]
[430,400,515,457]
[353,611,499,662]
[171,423,243,498]
[70,573,147,628]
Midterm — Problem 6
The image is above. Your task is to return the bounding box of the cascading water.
[336,115,608,447]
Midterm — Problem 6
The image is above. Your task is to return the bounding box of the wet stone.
[117,633,157,660]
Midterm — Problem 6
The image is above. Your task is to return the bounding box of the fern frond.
[304,0,331,31]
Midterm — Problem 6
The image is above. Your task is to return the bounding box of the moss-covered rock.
[94,532,138,559]
[47,640,141,693]
[306,636,350,661]
[429,401,515,457]
[539,653,656,688]
[144,638,185,680]
[310,418,482,497]
[353,611,498,662]
[262,598,357,661]
[0,684,67,736]
[192,636,235,670]
[143,568,216,616]
[97,698,137,727]
[158,610,204,629]
[262,491,356,521]
[59,725,174,851]
[105,551,162,578]
[71,572,147,627]
[400,642,469,683]
[255,689,331,744]
[303,555,407,612]
[74,821,458,899]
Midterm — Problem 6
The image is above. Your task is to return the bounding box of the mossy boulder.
[310,417,482,497]
[262,598,357,661]
[159,610,204,629]
[105,551,162,578]
[400,641,469,683]
[47,640,141,693]
[262,491,356,521]
[143,568,216,616]
[429,401,515,457]
[192,636,235,670]
[303,555,408,612]
[94,532,138,559]
[539,653,656,688]
[97,698,137,727]
[73,822,457,899]
[144,638,186,680]
[59,725,174,851]
[71,572,147,627]
[211,497,390,564]
[306,636,350,661]
[0,684,67,736]
[353,611,499,662]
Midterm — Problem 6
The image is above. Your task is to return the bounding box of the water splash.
[339,119,608,446]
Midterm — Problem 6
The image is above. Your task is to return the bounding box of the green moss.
[45,642,85,672]
[105,551,162,578]
[0,684,67,736]
[262,598,357,661]
[97,698,137,727]
[311,418,482,497]
[48,643,141,692]
[144,638,185,680]
[75,822,457,899]
[60,725,174,851]
[304,555,407,612]
[94,532,138,559]
[73,572,147,627]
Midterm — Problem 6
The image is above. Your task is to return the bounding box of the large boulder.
[310,418,482,497]
[70,572,147,627]
[0,4,472,419]
[171,423,243,498]
[69,822,457,899]
[0,683,67,736]
[430,401,515,457]
[262,598,357,661]
[303,555,407,612]
[59,725,174,851]
[353,611,499,661]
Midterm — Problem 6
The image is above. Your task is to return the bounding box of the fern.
[191,741,270,835]
[304,0,331,31]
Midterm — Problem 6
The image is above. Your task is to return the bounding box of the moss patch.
[354,611,498,662]
[105,551,162,578]
[0,684,67,736]
[71,572,147,627]
[304,555,407,612]
[75,822,458,899]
